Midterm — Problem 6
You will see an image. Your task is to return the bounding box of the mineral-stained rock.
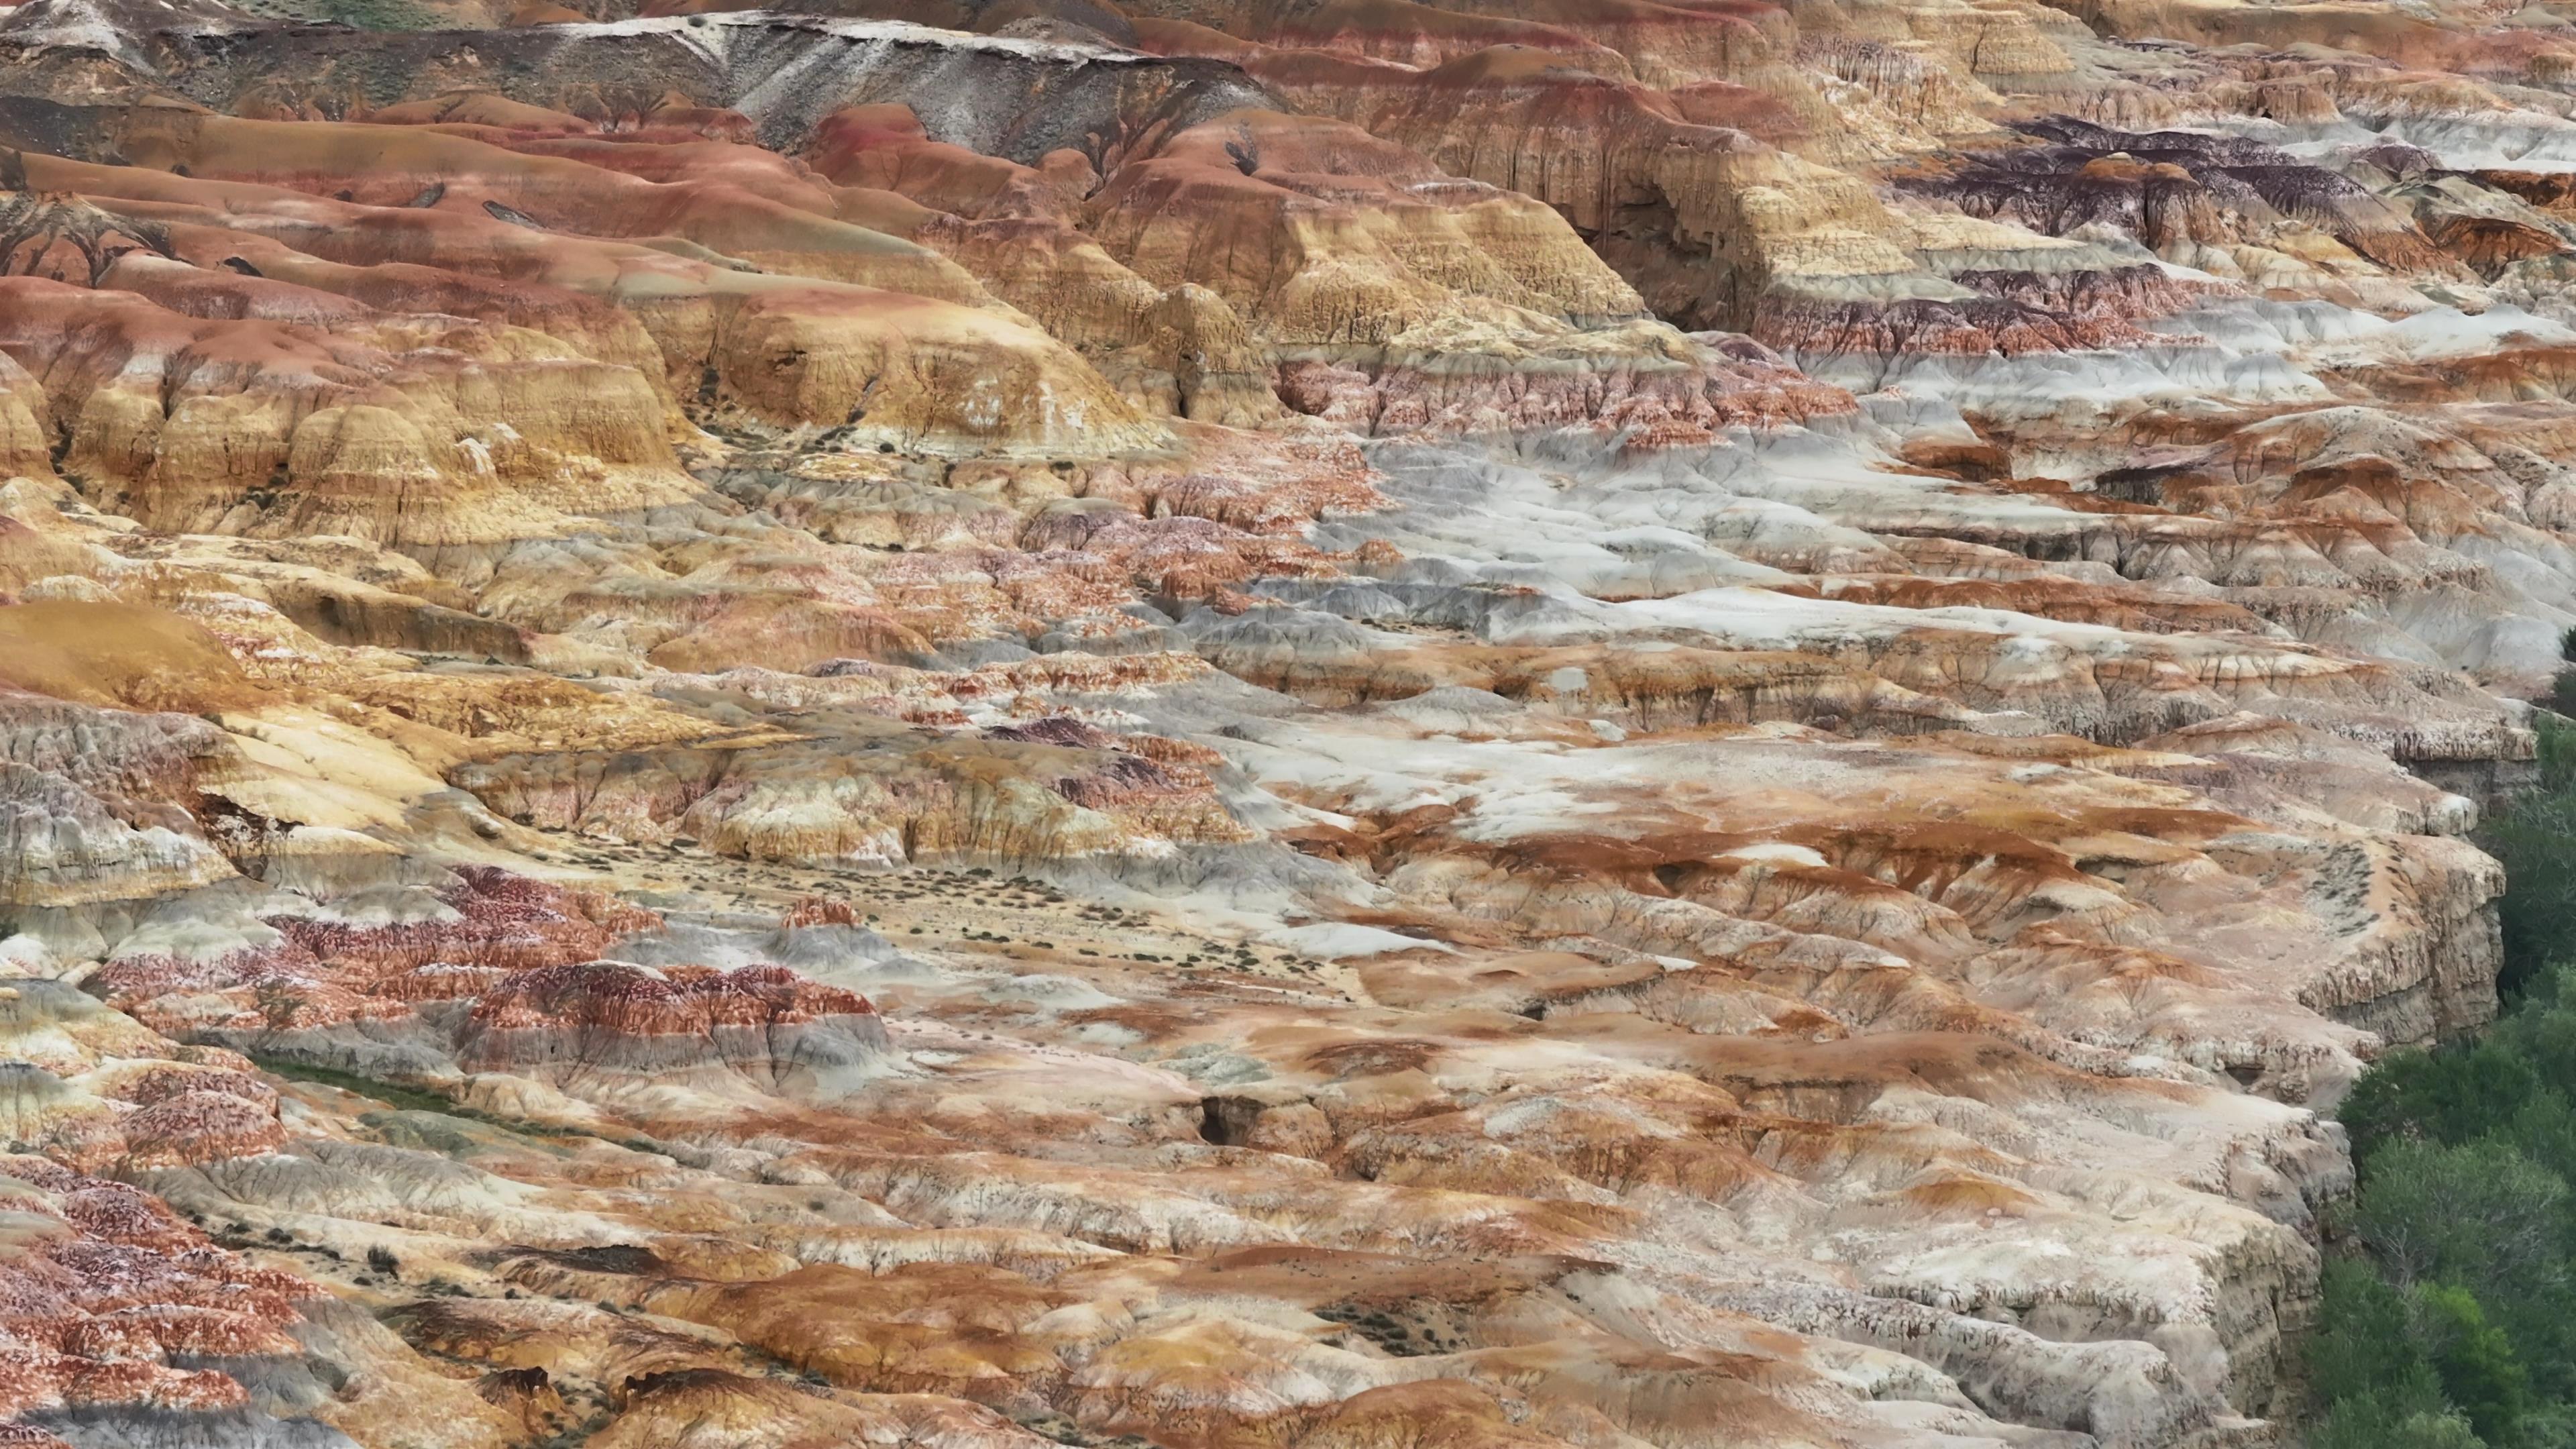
[0,0,2567,1443]
[1896,118,2465,284]
[447,707,1256,863]
[0,1150,322,1432]
[451,960,891,1093]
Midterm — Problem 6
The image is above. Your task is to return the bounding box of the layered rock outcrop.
[0,0,2562,1444]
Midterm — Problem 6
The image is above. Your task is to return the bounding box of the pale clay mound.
[0,0,2566,1442]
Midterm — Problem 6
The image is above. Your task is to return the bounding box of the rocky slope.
[0,0,2559,1442]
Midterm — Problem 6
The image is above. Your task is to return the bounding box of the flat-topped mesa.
[1897,119,2469,286]
[1118,35,1945,332]
[0,274,695,549]
[1758,225,2222,356]
[814,93,1825,436]
[447,960,892,1094]
[1083,107,1644,344]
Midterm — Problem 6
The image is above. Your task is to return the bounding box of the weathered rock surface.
[0,0,2560,1443]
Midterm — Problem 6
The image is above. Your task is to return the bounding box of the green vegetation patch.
[2304,727,2576,1446]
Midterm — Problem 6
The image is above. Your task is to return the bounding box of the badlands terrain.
[0,0,2562,1440]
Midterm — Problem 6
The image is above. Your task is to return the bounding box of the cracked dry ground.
[3,0,2576,1441]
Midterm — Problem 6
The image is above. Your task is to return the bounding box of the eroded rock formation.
[0,0,2559,1443]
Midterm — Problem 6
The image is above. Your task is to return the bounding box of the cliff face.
[0,0,2557,1443]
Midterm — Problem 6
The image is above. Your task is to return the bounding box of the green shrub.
[2310,1258,2443,1415]
[2504,1400,2576,1448]
[2542,716,2576,794]
[2492,1091,2576,1193]
[2344,1044,2544,1161]
[2296,735,2576,1443]
[2482,787,2576,998]
[2546,671,2576,724]
[2310,1396,2487,1449]
[2416,1283,2534,1442]
[2352,1140,2565,1306]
